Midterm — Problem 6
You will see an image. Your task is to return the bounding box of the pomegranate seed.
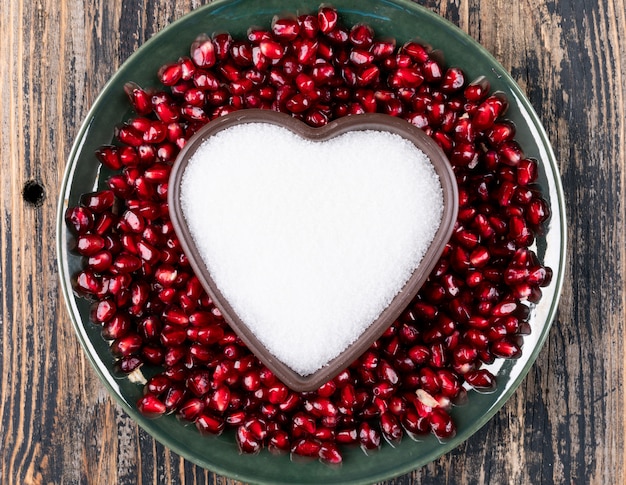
[102,313,131,340]
[272,16,300,40]
[358,422,381,451]
[196,414,225,435]
[318,6,338,34]
[319,442,343,464]
[190,34,216,68]
[465,368,497,392]
[158,62,183,86]
[429,408,456,440]
[292,438,322,457]
[111,333,142,356]
[259,39,284,60]
[80,190,115,213]
[124,82,153,115]
[137,394,166,418]
[237,425,262,454]
[75,234,106,256]
[178,398,205,421]
[380,412,403,444]
[491,338,522,358]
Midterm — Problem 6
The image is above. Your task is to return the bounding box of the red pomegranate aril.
[208,32,230,61]
[290,438,321,458]
[236,425,262,454]
[158,62,183,86]
[80,190,115,213]
[209,385,230,413]
[160,324,187,347]
[196,413,225,435]
[348,23,374,47]
[141,344,163,365]
[465,368,497,392]
[161,306,188,326]
[422,59,442,82]
[266,383,288,404]
[186,370,211,398]
[178,56,196,81]
[358,422,381,451]
[517,158,538,185]
[527,198,550,226]
[349,48,374,66]
[437,369,461,398]
[190,34,216,68]
[292,412,316,436]
[137,394,167,418]
[178,397,205,421]
[116,124,145,147]
[270,16,299,40]
[257,39,283,61]
[124,82,153,115]
[75,234,105,256]
[102,313,131,340]
[402,408,430,437]
[389,66,423,88]
[111,252,142,274]
[146,375,171,397]
[401,41,429,62]
[429,408,456,440]
[355,65,378,86]
[90,298,116,324]
[491,338,522,358]
[452,344,478,365]
[95,145,123,170]
[111,333,142,357]
[333,427,356,444]
[285,93,311,113]
[487,120,516,145]
[164,344,187,366]
[317,442,342,464]
[464,76,490,101]
[499,140,524,166]
[378,360,399,385]
[317,6,338,34]
[440,67,465,92]
[418,367,441,395]
[158,384,184,412]
[93,212,117,236]
[66,206,94,234]
[247,27,271,44]
[230,42,253,67]
[325,26,349,45]
[380,412,403,444]
[370,39,395,58]
[154,101,180,123]
[116,355,142,373]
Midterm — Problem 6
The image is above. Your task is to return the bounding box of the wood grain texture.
[0,0,623,484]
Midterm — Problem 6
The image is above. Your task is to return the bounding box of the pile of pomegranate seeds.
[67,5,552,465]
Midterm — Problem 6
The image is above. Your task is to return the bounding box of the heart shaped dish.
[168,110,458,391]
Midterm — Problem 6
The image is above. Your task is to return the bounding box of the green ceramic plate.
[57,1,566,483]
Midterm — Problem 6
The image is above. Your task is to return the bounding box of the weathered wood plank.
[0,0,623,484]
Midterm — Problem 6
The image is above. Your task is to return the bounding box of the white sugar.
[181,122,443,376]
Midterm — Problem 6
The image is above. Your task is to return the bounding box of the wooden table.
[1,0,622,483]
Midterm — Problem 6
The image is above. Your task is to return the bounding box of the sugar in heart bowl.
[168,110,458,391]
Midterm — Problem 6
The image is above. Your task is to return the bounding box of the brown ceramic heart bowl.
[168,110,458,391]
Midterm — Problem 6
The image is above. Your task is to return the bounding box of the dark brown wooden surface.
[1,0,623,483]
